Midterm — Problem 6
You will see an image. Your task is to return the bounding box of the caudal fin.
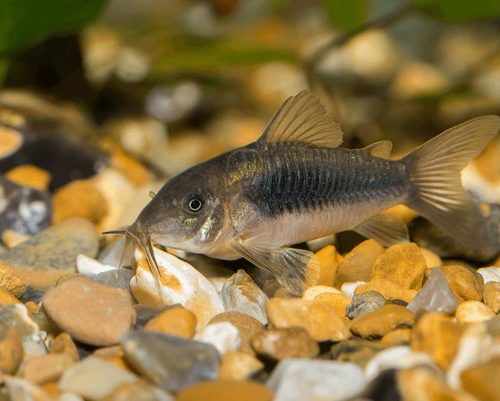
[403,115,500,259]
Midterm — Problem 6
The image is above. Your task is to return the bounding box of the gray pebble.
[346,291,385,320]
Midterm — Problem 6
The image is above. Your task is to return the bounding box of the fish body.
[125,91,500,294]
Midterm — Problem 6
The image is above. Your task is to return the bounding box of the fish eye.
[185,195,204,214]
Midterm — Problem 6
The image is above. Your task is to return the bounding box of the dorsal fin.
[363,140,392,158]
[257,90,343,148]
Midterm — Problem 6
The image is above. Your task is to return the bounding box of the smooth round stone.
[22,353,74,384]
[43,276,135,346]
[477,267,500,284]
[355,278,418,303]
[194,322,241,355]
[346,291,385,319]
[380,328,412,345]
[219,351,263,381]
[0,327,23,374]
[209,312,264,353]
[335,240,384,287]
[49,332,79,362]
[121,331,220,393]
[251,327,319,360]
[145,305,197,338]
[350,304,414,339]
[6,165,51,191]
[313,245,340,286]
[176,380,274,401]
[483,282,500,313]
[455,301,495,324]
[441,265,484,301]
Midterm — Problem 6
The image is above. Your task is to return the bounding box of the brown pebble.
[219,351,264,381]
[441,264,483,302]
[0,327,23,374]
[355,278,418,303]
[102,381,169,401]
[411,312,462,370]
[176,380,274,401]
[455,301,494,324]
[251,327,319,360]
[22,353,74,384]
[209,311,264,353]
[313,292,351,317]
[380,328,412,345]
[335,239,384,287]
[0,260,27,298]
[313,245,340,286]
[6,164,51,191]
[49,332,79,361]
[0,288,21,305]
[145,305,197,338]
[482,282,499,313]
[460,356,500,401]
[350,304,414,339]
[53,179,108,225]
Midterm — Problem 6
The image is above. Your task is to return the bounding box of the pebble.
[1,228,30,248]
[311,292,351,317]
[76,254,117,276]
[346,291,385,319]
[0,327,23,374]
[102,381,174,401]
[0,175,52,236]
[130,248,224,327]
[219,351,264,380]
[341,281,366,298]
[371,243,427,290]
[302,285,343,300]
[268,359,367,401]
[0,288,21,304]
[145,305,197,338]
[0,261,26,298]
[53,178,108,225]
[460,357,500,401]
[49,332,79,361]
[483,282,500,313]
[0,304,39,336]
[22,353,74,384]
[266,298,351,342]
[221,269,268,324]
[59,356,137,401]
[176,380,274,401]
[420,248,442,268]
[209,311,264,353]
[194,322,241,355]
[4,376,54,401]
[350,304,414,339]
[6,164,51,191]
[313,245,340,286]
[0,218,98,289]
[43,276,135,346]
[441,264,484,301]
[330,339,385,367]
[90,268,135,290]
[334,240,384,287]
[407,268,458,314]
[411,312,463,370]
[121,330,220,393]
[251,327,319,360]
[355,278,418,303]
[455,301,495,324]
[477,266,500,283]
[380,328,412,346]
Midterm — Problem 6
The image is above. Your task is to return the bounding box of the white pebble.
[194,322,241,355]
[341,281,366,298]
[477,267,500,284]
[77,254,117,276]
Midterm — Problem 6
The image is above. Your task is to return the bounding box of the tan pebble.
[380,328,412,345]
[106,143,151,186]
[219,351,264,381]
[0,126,23,158]
[176,380,274,401]
[455,301,495,324]
[92,346,132,372]
[101,381,168,401]
[22,353,74,384]
[350,304,414,339]
[420,248,442,269]
[0,327,23,374]
[460,356,500,401]
[411,312,463,370]
[355,278,418,303]
[49,332,79,361]
[335,239,384,287]
[6,164,51,191]
[371,243,427,290]
[0,260,27,298]
[441,265,483,302]
[209,311,264,353]
[398,366,475,401]
[313,245,340,286]
[24,301,39,314]
[1,229,30,248]
[251,327,319,360]
[53,179,108,225]
[266,298,350,342]
[483,282,500,313]
[144,305,197,338]
[0,288,20,305]
[314,292,350,317]
[302,285,342,301]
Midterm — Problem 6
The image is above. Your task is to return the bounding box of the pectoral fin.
[353,211,409,247]
[230,234,319,295]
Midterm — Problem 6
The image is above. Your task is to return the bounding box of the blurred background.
[1,0,500,245]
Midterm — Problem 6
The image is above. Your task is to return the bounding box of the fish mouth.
[102,227,164,295]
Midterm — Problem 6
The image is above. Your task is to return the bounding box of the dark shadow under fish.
[105,91,500,295]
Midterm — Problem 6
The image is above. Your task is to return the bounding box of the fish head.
[130,165,228,254]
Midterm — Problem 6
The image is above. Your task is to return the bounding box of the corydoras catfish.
[115,91,500,294]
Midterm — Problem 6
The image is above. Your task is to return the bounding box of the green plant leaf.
[414,0,500,21]
[324,0,369,31]
[0,0,107,55]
